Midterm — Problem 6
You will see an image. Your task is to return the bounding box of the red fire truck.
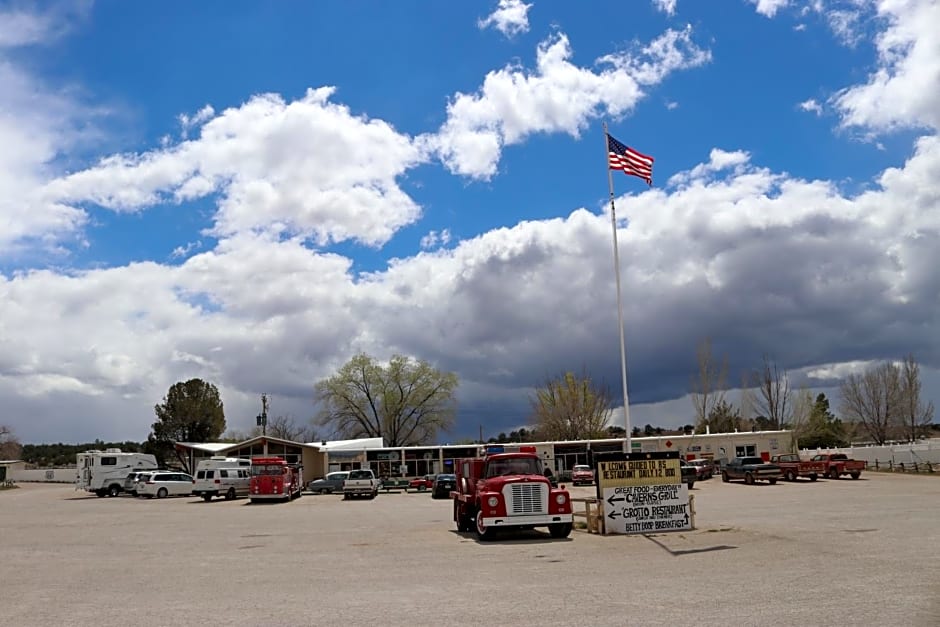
[249,457,303,503]
[452,446,573,540]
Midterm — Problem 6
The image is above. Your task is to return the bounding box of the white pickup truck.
[343,469,379,500]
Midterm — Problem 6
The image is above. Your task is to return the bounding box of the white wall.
[800,440,940,465]
[11,468,77,483]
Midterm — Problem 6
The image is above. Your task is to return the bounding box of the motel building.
[174,430,792,484]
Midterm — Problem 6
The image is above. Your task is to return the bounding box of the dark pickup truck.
[770,454,826,482]
[721,456,782,485]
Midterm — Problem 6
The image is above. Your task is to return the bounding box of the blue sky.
[1,0,938,444]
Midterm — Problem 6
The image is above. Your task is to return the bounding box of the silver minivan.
[136,471,195,498]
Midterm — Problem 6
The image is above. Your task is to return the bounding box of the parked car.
[431,473,456,499]
[679,460,696,489]
[686,459,714,480]
[136,471,195,498]
[123,470,155,496]
[721,457,782,485]
[343,469,379,500]
[809,453,865,480]
[770,454,825,482]
[307,471,349,494]
[409,474,436,491]
[571,465,595,486]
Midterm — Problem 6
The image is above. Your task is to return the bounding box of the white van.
[192,457,252,501]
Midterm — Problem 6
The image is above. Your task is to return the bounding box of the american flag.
[607,134,654,186]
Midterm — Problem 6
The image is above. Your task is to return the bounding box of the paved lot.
[1,472,938,627]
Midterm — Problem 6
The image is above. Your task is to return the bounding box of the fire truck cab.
[249,457,303,503]
[451,446,573,540]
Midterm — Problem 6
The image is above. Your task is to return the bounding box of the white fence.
[11,468,78,483]
[800,440,940,466]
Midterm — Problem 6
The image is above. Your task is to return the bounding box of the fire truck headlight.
[487,496,499,507]
[555,494,567,505]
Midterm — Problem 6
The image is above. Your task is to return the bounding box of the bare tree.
[839,362,901,445]
[530,369,612,440]
[0,424,22,460]
[899,354,935,442]
[753,355,791,430]
[690,338,727,431]
[266,415,319,442]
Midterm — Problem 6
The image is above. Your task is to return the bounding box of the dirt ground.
[1,472,938,626]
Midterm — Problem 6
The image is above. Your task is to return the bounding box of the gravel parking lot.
[2,473,938,626]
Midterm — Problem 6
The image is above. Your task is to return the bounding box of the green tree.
[149,379,226,465]
[315,353,458,447]
[798,393,847,449]
[530,369,612,441]
[707,400,741,433]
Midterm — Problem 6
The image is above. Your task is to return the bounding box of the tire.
[343,493,350,500]
[721,471,729,483]
[769,478,777,485]
[226,488,236,500]
[850,472,860,480]
[829,467,839,480]
[686,481,695,490]
[108,484,121,497]
[475,509,497,541]
[744,473,754,485]
[809,473,818,481]
[95,489,107,497]
[203,494,213,502]
[549,523,572,539]
[157,487,168,499]
[418,484,427,492]
[455,502,474,532]
[319,488,329,495]
[786,470,796,482]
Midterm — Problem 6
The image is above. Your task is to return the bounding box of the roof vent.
[105,448,122,453]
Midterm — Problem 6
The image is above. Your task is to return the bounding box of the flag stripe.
[607,133,654,185]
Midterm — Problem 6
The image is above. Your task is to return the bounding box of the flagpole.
[603,122,633,455]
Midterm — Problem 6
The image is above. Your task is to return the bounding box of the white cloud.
[178,104,215,139]
[665,100,679,110]
[45,88,429,247]
[668,148,752,186]
[0,5,97,257]
[749,0,790,18]
[478,0,533,37]
[430,26,710,179]
[798,98,824,115]
[170,240,203,259]
[834,0,940,132]
[420,229,452,250]
[653,0,678,16]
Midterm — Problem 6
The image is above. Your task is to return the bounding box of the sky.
[1,0,938,445]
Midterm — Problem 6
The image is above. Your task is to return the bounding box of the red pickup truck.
[770,454,826,482]
[810,453,865,480]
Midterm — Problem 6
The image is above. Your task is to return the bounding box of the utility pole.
[256,393,269,436]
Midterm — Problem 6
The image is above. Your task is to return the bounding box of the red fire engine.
[451,446,573,540]
[249,457,303,503]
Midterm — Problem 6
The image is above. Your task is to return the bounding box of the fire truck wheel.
[455,503,473,532]
[549,523,572,539]
[475,510,496,541]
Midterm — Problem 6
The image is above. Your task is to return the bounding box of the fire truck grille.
[507,483,545,515]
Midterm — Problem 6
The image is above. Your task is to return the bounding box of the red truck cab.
[452,447,573,540]
[810,453,865,480]
[770,454,825,482]
[249,457,303,502]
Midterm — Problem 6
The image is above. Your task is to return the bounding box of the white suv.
[136,471,195,498]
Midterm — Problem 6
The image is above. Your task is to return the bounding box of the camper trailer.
[76,449,158,497]
[192,456,252,501]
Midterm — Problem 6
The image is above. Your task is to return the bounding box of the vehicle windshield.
[573,465,591,472]
[251,465,285,476]
[485,457,541,478]
[348,470,373,480]
[436,474,455,481]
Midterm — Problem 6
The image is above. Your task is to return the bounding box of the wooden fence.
[868,460,938,474]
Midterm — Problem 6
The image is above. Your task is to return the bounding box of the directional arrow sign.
[607,509,621,520]
[607,494,625,506]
